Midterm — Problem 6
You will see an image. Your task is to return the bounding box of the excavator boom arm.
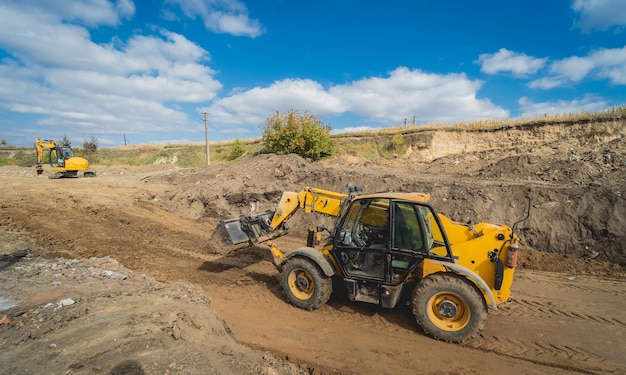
[35,138,58,164]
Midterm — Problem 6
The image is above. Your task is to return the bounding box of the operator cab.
[332,197,453,307]
[51,146,74,167]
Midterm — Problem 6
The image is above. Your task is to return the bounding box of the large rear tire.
[412,274,487,343]
[281,257,332,311]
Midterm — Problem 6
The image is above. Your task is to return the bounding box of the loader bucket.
[206,219,250,254]
[223,217,255,246]
[207,210,288,254]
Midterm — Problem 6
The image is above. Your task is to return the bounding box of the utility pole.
[203,112,210,166]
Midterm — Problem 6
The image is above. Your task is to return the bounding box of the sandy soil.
[1,122,625,374]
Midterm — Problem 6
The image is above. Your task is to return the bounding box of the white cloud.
[572,0,626,33]
[115,0,136,19]
[518,95,608,117]
[549,55,596,82]
[3,2,507,144]
[331,126,383,134]
[478,48,548,77]
[167,0,265,37]
[0,1,222,144]
[526,77,568,90]
[204,79,348,126]
[330,67,509,124]
[529,45,626,88]
[16,0,135,27]
[212,12,264,36]
[205,67,509,138]
[589,46,626,84]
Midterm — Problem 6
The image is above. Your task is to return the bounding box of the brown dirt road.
[1,144,625,375]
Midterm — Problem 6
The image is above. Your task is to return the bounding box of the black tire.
[411,273,487,343]
[281,257,332,311]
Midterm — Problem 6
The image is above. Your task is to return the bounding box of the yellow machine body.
[34,138,95,178]
[220,186,526,343]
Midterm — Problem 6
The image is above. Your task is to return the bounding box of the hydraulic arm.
[220,187,351,250]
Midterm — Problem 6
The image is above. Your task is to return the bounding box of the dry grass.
[334,105,626,139]
[329,106,626,159]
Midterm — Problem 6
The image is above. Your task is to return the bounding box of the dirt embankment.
[0,247,305,375]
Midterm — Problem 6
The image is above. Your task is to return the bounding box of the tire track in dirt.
[466,336,608,375]
[496,299,626,328]
[316,305,407,333]
[514,273,626,296]
[469,335,602,362]
[317,293,623,374]
[211,270,418,335]
[195,247,626,375]
[468,271,626,374]
[209,272,413,334]
[231,274,621,375]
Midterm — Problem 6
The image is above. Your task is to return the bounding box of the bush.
[386,133,404,153]
[83,136,98,154]
[229,139,246,160]
[260,110,334,161]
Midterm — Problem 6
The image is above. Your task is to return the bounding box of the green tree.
[260,110,334,161]
[58,135,71,147]
[228,139,246,160]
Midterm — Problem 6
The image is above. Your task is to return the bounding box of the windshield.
[59,146,74,158]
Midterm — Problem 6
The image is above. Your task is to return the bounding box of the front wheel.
[281,257,332,311]
[412,274,487,343]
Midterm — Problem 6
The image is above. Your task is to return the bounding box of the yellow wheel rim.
[426,292,470,331]
[287,269,314,301]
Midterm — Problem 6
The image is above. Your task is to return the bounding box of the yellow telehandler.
[35,138,96,178]
[217,186,529,343]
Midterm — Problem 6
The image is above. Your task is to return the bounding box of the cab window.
[392,202,429,253]
[338,198,390,248]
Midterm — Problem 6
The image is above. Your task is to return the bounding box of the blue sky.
[0,0,625,147]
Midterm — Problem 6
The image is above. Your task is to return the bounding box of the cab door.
[334,198,389,280]
[333,198,390,303]
[388,201,431,283]
[388,200,455,280]
[332,198,455,306]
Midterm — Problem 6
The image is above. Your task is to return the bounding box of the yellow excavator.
[217,186,529,343]
[35,138,96,178]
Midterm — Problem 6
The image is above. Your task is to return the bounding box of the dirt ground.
[1,121,625,374]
